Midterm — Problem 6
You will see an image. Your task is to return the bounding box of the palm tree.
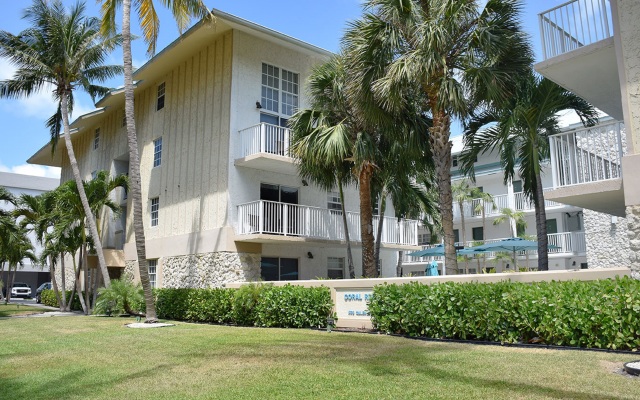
[460,72,597,270]
[452,180,475,273]
[493,207,527,270]
[470,188,495,271]
[289,58,357,278]
[0,0,122,287]
[0,220,36,304]
[99,0,211,322]
[346,0,533,275]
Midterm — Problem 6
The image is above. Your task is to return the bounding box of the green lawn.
[0,303,44,317]
[1,317,638,400]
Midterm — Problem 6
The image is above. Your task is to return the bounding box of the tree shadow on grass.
[0,363,173,400]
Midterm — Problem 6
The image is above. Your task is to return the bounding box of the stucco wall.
[583,208,630,268]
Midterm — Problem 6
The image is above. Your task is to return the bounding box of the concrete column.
[612,1,640,276]
[506,178,517,237]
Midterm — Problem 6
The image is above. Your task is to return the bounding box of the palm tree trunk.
[430,111,457,275]
[374,193,387,271]
[459,201,466,275]
[83,244,90,312]
[534,171,549,271]
[60,91,111,288]
[60,252,67,310]
[6,263,16,303]
[48,255,62,310]
[482,208,487,271]
[338,179,355,279]
[122,0,157,321]
[76,246,88,314]
[359,163,376,277]
[396,251,403,277]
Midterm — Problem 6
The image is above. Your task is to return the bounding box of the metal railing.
[237,200,419,246]
[403,232,587,263]
[539,0,613,60]
[549,121,626,187]
[452,191,561,220]
[238,123,291,158]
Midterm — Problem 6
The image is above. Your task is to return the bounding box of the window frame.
[156,82,166,111]
[472,226,484,241]
[150,197,159,227]
[327,191,342,214]
[260,257,299,281]
[148,259,157,288]
[260,62,299,122]
[153,137,163,168]
[93,128,100,150]
[327,257,345,279]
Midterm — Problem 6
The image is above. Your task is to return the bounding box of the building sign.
[334,288,373,320]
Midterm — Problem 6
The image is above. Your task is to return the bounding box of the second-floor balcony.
[403,231,587,264]
[536,0,622,119]
[453,191,561,220]
[237,200,419,246]
[547,121,626,216]
[235,123,296,174]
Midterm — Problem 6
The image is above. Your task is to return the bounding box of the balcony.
[236,200,419,246]
[547,121,626,215]
[234,123,296,174]
[452,191,562,220]
[403,231,586,264]
[535,0,622,119]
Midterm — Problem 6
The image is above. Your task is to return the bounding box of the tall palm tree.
[452,180,475,273]
[493,207,527,269]
[470,187,495,271]
[0,0,122,287]
[0,219,36,304]
[99,0,211,321]
[346,0,532,275]
[460,72,597,270]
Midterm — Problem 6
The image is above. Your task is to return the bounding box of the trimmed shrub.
[41,289,86,310]
[369,277,640,351]
[154,284,333,328]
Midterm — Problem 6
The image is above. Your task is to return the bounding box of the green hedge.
[369,277,640,351]
[155,284,333,328]
[41,289,86,311]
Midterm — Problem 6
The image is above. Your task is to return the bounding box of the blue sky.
[0,0,564,179]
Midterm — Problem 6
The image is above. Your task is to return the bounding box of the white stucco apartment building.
[28,10,419,288]
[0,172,58,292]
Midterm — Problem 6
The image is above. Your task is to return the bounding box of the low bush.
[154,284,333,328]
[93,279,144,316]
[369,277,640,351]
[41,289,85,310]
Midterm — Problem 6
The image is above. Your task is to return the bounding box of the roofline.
[95,9,333,107]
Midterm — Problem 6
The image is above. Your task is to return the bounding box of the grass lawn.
[1,317,638,399]
[0,303,44,317]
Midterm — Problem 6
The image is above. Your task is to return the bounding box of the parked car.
[10,282,32,298]
[35,282,52,303]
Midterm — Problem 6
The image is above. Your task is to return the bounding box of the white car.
[11,282,32,298]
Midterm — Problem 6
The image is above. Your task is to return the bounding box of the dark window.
[513,180,523,193]
[327,257,344,279]
[261,257,298,281]
[580,263,588,269]
[452,156,458,167]
[156,82,165,111]
[472,227,484,241]
[453,229,460,244]
[546,219,558,234]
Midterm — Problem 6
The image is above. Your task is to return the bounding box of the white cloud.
[0,162,61,179]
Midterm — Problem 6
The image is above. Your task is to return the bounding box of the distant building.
[0,171,58,293]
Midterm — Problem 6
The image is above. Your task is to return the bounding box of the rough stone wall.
[124,261,136,281]
[583,209,631,269]
[625,205,640,279]
[52,255,80,293]
[162,252,261,288]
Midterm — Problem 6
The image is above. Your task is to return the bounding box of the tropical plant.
[0,219,36,304]
[460,72,597,270]
[99,0,211,322]
[470,188,495,271]
[493,207,527,269]
[94,278,144,316]
[0,0,122,287]
[346,0,533,274]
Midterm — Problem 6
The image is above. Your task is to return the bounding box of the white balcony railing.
[549,121,626,188]
[404,231,587,264]
[237,200,419,246]
[238,123,291,158]
[539,0,613,60]
[452,191,561,220]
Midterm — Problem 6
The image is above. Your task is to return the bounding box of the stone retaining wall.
[161,252,260,288]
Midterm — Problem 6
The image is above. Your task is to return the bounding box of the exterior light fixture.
[307,252,313,259]
[256,101,263,109]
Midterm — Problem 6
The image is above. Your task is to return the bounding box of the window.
[327,257,344,279]
[153,137,162,167]
[452,155,458,167]
[327,191,342,214]
[150,197,159,227]
[156,82,165,111]
[148,260,157,288]
[418,233,431,245]
[513,180,523,193]
[453,229,460,244]
[261,257,298,281]
[472,227,484,241]
[121,111,127,128]
[93,128,100,150]
[546,219,558,234]
[261,63,299,117]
